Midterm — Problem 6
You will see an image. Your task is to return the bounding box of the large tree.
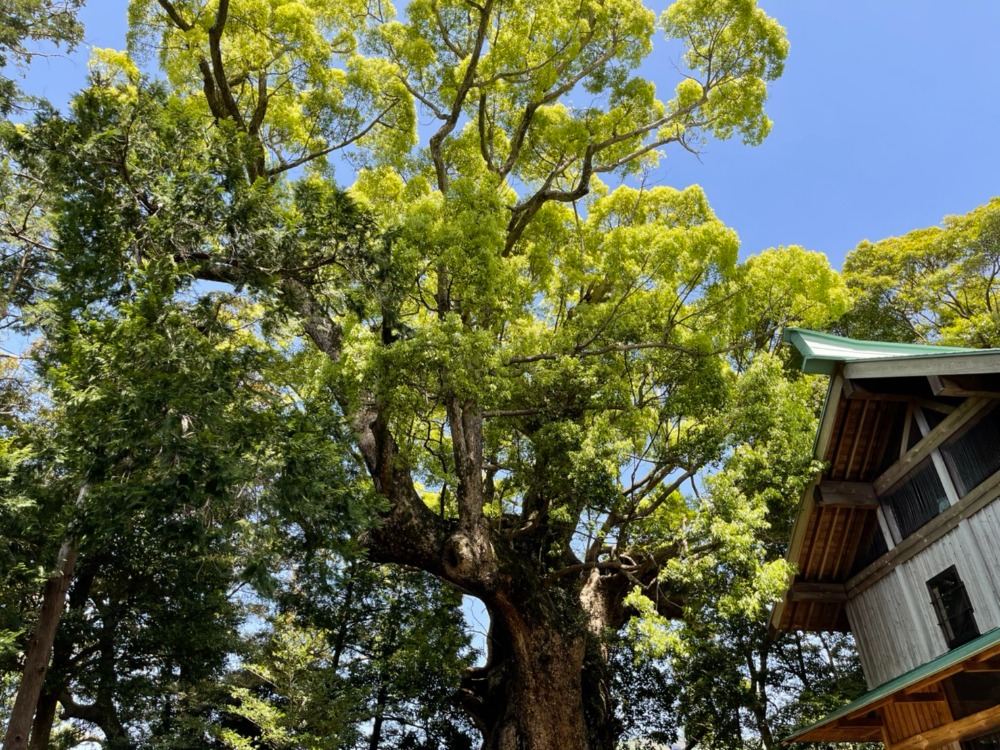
[3,0,799,747]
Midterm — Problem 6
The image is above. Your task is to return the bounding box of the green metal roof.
[783,328,977,375]
[782,626,1000,744]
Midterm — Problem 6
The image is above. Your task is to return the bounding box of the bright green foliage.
[841,198,1000,347]
[663,0,786,146]
[127,0,416,178]
[727,245,852,370]
[124,0,787,192]
[624,352,822,656]
[218,613,361,750]
[0,358,44,672]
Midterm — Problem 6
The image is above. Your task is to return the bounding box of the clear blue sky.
[18,1,1000,269]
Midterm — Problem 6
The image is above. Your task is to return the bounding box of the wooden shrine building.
[771,329,1000,750]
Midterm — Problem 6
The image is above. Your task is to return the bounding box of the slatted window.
[850,522,888,576]
[880,458,948,541]
[941,402,1000,497]
[927,566,979,650]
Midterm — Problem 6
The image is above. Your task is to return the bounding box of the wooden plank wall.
[965,500,1000,624]
[847,499,1000,688]
[848,569,932,688]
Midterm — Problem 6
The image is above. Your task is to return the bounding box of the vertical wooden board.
[849,570,921,686]
[808,509,836,580]
[858,404,882,479]
[837,509,880,580]
[846,596,878,688]
[966,502,1000,630]
[832,400,863,479]
[956,520,1000,631]
[885,700,954,745]
[816,507,843,581]
[929,701,953,732]
[882,704,901,744]
[884,703,913,744]
[822,392,845,465]
[900,703,918,741]
[828,399,852,472]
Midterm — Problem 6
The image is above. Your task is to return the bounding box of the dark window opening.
[850,519,889,576]
[906,412,923,450]
[927,566,979,650]
[942,402,1000,497]
[961,727,1000,750]
[947,671,1000,722]
[880,458,948,541]
[875,405,909,476]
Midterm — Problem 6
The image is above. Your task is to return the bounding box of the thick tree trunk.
[482,626,589,750]
[2,539,78,750]
[464,598,619,750]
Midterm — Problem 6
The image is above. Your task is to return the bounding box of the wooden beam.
[928,374,1000,399]
[843,390,913,403]
[788,582,848,603]
[896,665,964,697]
[843,378,911,401]
[837,716,884,729]
[845,351,1000,380]
[771,373,844,634]
[842,377,866,399]
[889,703,1000,750]
[973,648,1000,662]
[917,398,957,415]
[816,481,879,508]
[874,398,986,495]
[794,727,885,743]
[892,691,946,704]
[964,657,1000,672]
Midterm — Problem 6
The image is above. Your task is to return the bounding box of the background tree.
[840,197,1000,346]
[217,562,475,750]
[0,0,83,113]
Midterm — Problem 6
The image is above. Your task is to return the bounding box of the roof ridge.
[782,328,995,375]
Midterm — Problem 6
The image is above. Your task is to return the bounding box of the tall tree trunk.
[2,539,78,750]
[368,681,389,750]
[26,691,58,750]
[464,601,619,750]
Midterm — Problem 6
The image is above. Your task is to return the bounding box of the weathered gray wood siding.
[846,500,1000,688]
